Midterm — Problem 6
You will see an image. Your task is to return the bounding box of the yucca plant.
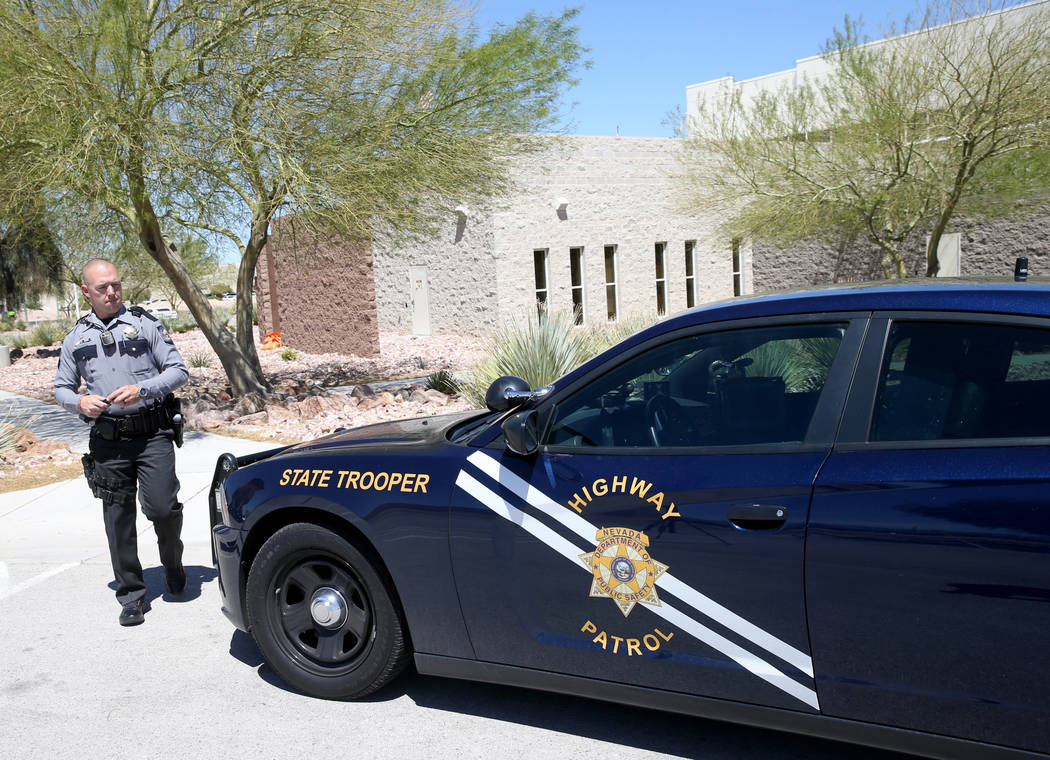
[187,350,212,368]
[742,337,840,392]
[425,369,460,395]
[461,310,638,407]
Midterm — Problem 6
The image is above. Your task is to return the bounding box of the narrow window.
[731,239,742,296]
[655,242,667,317]
[685,240,696,308]
[533,249,549,316]
[604,245,618,322]
[570,247,585,325]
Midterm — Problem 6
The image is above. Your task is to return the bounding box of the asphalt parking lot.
[0,392,910,760]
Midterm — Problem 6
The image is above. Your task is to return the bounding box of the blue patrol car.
[211,281,1050,759]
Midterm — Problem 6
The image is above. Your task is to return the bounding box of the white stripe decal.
[454,468,820,711]
[465,450,815,679]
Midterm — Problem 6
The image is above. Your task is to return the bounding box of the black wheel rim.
[266,553,375,675]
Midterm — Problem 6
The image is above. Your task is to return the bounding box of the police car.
[210,281,1050,760]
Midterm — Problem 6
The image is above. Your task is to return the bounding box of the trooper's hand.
[78,394,112,419]
[107,384,141,407]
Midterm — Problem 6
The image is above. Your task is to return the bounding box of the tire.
[245,522,409,699]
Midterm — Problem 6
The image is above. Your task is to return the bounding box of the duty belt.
[93,404,169,440]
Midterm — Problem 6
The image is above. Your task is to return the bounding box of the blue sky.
[474,0,949,136]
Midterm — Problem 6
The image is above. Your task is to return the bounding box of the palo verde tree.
[679,0,1050,278]
[0,0,586,394]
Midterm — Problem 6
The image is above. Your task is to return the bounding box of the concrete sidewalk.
[0,389,278,584]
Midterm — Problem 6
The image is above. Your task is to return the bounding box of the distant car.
[210,281,1050,759]
[221,292,237,301]
[147,305,177,320]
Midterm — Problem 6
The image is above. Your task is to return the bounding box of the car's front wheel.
[245,523,409,699]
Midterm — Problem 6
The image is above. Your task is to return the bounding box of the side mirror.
[485,375,531,412]
[502,410,539,456]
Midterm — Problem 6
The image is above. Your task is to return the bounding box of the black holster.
[81,453,98,498]
[164,393,184,448]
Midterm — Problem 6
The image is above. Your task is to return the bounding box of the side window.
[871,321,1050,441]
[545,323,846,449]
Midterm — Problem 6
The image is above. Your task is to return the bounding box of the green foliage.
[0,215,63,310]
[279,348,299,361]
[460,311,653,407]
[742,338,838,392]
[0,0,587,397]
[186,351,212,369]
[168,314,198,333]
[425,369,460,395]
[3,332,28,349]
[28,320,68,347]
[679,0,1050,278]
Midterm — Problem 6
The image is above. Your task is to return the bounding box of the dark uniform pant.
[89,429,183,605]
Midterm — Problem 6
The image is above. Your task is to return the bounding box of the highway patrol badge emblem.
[580,527,668,617]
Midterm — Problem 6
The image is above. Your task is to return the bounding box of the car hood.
[278,409,484,457]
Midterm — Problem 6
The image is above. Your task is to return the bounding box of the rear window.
[871,321,1050,441]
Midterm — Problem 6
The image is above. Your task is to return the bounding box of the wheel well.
[240,507,412,650]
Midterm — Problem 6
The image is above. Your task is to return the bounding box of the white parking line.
[0,561,81,601]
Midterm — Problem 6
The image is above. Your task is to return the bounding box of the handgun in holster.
[81,453,99,498]
[164,393,185,448]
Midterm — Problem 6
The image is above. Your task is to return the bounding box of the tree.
[0,0,585,394]
[140,237,219,309]
[0,214,62,313]
[678,0,1050,278]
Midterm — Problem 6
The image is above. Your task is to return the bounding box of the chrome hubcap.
[309,587,347,629]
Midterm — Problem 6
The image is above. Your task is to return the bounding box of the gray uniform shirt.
[54,306,189,417]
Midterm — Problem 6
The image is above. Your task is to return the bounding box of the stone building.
[371,135,742,337]
[256,219,380,355]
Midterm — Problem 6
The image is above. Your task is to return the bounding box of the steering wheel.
[646,394,684,447]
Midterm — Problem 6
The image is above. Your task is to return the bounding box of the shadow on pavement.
[225,630,910,760]
[107,564,217,605]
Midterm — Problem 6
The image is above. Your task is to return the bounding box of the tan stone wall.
[372,135,743,336]
[256,219,380,356]
[751,203,1050,292]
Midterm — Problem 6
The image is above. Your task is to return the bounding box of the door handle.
[727,503,788,531]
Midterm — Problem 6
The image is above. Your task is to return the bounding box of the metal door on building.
[410,266,431,336]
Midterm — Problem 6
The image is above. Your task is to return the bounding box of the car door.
[807,313,1050,755]
[451,314,866,713]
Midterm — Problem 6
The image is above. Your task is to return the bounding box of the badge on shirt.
[124,325,140,340]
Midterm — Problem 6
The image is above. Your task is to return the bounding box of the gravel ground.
[0,329,489,461]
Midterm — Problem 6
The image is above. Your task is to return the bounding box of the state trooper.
[54,258,189,626]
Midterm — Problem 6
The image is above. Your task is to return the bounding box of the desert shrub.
[279,348,299,361]
[425,369,459,395]
[28,321,67,347]
[460,311,660,408]
[186,351,212,368]
[461,311,599,407]
[213,306,233,327]
[169,314,198,333]
[5,332,29,349]
[0,412,38,456]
